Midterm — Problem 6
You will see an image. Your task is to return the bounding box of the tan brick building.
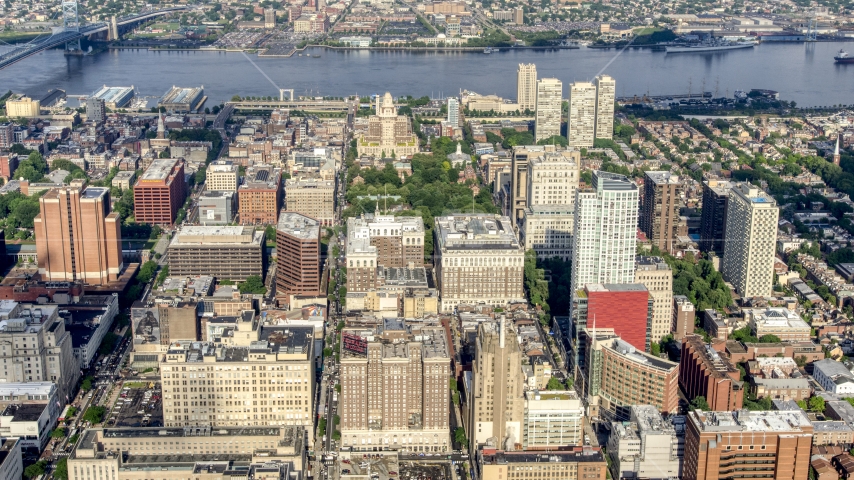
[133,158,187,225]
[683,410,813,480]
[205,160,239,191]
[275,212,321,301]
[285,177,335,226]
[634,256,673,343]
[34,184,123,285]
[239,165,283,225]
[339,321,450,452]
[346,213,425,292]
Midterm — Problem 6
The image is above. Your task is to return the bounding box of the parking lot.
[399,462,451,480]
[340,452,400,479]
[108,381,163,428]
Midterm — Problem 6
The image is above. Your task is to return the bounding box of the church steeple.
[834,136,841,166]
[157,113,166,140]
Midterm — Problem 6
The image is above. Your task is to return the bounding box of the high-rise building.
[534,78,562,143]
[470,317,526,449]
[0,123,14,148]
[570,171,639,297]
[679,335,743,411]
[519,150,580,260]
[585,334,679,419]
[133,158,187,225]
[85,97,105,123]
[206,160,239,191]
[594,75,616,139]
[264,7,276,28]
[641,171,681,254]
[434,215,524,312]
[346,213,425,292]
[6,96,40,118]
[339,322,450,452]
[34,185,123,285]
[284,177,335,226]
[567,82,596,148]
[510,145,557,223]
[516,63,537,112]
[606,405,684,480]
[574,283,653,353]
[698,179,733,255]
[357,92,418,158]
[721,183,779,298]
[672,295,695,341]
[522,390,584,449]
[238,164,283,225]
[160,324,315,430]
[683,409,813,480]
[635,256,673,343]
[275,212,321,301]
[447,97,459,126]
[167,226,266,281]
[513,7,524,25]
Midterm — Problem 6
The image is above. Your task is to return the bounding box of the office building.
[34,185,123,285]
[110,170,136,191]
[510,145,560,222]
[746,307,811,341]
[0,382,57,410]
[0,438,22,480]
[133,158,187,225]
[6,96,40,118]
[357,92,418,158]
[607,405,684,480]
[285,177,335,226]
[517,63,537,112]
[206,160,239,191]
[567,81,596,148]
[85,96,105,123]
[479,448,608,480]
[679,335,743,411]
[534,78,562,142]
[167,226,266,282]
[594,75,616,139]
[470,318,526,448]
[238,164,283,225]
[198,190,236,226]
[276,212,322,301]
[635,256,673,342]
[447,97,459,126]
[346,213,425,292]
[160,325,315,430]
[522,390,584,449]
[67,426,305,480]
[433,215,525,312]
[586,335,679,419]
[570,171,639,298]
[683,409,813,480]
[672,295,695,341]
[514,7,524,24]
[699,179,733,254]
[641,171,681,253]
[131,300,201,352]
[526,150,580,209]
[0,300,79,402]
[721,183,779,298]
[521,206,576,261]
[0,401,61,450]
[339,321,450,452]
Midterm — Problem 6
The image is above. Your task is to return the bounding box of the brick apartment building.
[679,335,744,411]
[238,165,282,225]
[275,212,322,302]
[133,158,186,225]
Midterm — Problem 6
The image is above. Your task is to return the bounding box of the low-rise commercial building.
[0,438,22,480]
[750,377,811,401]
[478,448,608,480]
[813,358,854,395]
[746,307,812,341]
[607,405,684,480]
[167,226,266,282]
[198,190,236,226]
[812,421,854,446]
[0,401,61,450]
[522,390,584,449]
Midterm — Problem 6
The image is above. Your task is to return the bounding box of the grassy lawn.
[0,31,48,43]
[149,22,180,31]
[633,27,663,36]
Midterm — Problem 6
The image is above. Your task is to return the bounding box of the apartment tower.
[516,63,537,112]
[721,183,779,298]
[567,81,596,148]
[641,171,681,254]
[698,179,733,255]
[534,78,562,143]
[594,74,616,139]
[34,184,123,285]
[275,212,322,301]
[133,158,187,225]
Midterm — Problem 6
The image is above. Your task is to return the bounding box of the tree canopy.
[239,275,267,295]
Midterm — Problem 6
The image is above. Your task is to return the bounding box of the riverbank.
[110,42,580,55]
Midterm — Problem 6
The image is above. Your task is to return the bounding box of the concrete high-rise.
[534,78,562,142]
[567,82,596,148]
[133,158,187,225]
[570,171,639,297]
[683,409,813,480]
[520,150,580,261]
[517,63,537,112]
[607,405,683,480]
[635,256,673,343]
[698,179,733,255]
[641,171,681,254]
[34,184,123,285]
[85,97,105,123]
[594,75,616,139]
[275,212,321,302]
[470,317,526,449]
[339,322,450,452]
[721,183,779,298]
[447,97,459,126]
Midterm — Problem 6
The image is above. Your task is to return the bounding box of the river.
[0,41,851,107]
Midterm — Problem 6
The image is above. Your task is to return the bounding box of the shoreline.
[108,43,582,55]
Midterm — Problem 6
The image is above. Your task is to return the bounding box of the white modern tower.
[567,81,597,148]
[721,183,779,298]
[517,63,538,112]
[594,75,616,139]
[535,78,562,143]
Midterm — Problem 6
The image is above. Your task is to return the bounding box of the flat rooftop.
[277,211,320,240]
[435,214,520,251]
[689,409,812,433]
[481,448,605,465]
[140,158,180,181]
[605,338,678,371]
[1,403,46,422]
[171,226,263,246]
[646,170,679,185]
